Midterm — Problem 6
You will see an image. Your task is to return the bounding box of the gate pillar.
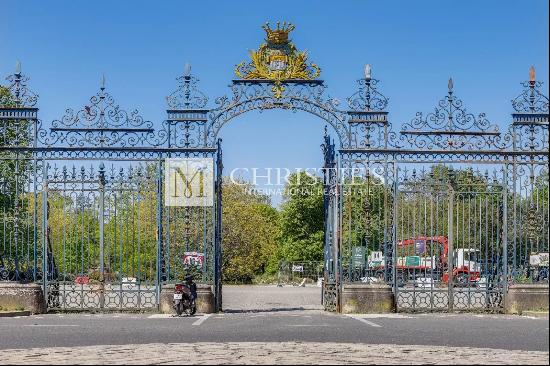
[214,140,223,312]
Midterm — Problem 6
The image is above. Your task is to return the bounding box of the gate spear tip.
[364,64,371,80]
[184,63,192,77]
[529,65,536,82]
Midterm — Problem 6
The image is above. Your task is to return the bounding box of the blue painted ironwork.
[0,61,548,314]
[322,126,339,311]
[1,62,39,108]
[339,73,548,313]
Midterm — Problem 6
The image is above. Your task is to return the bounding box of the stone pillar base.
[160,284,215,314]
[506,284,549,315]
[0,282,45,314]
[341,284,395,314]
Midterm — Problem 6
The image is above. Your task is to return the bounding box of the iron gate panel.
[338,75,548,313]
[394,165,506,312]
[0,155,43,282]
[394,168,452,311]
[44,163,160,310]
[509,162,549,282]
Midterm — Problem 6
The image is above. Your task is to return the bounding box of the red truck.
[368,236,481,284]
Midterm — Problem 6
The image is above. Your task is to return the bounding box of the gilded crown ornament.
[235,22,321,98]
[263,22,295,44]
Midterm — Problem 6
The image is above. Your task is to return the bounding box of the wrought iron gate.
[43,162,160,310]
[0,70,223,311]
[1,24,548,313]
[340,77,549,312]
[393,165,507,311]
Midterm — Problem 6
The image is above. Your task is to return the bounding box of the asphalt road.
[222,285,323,312]
[0,311,548,352]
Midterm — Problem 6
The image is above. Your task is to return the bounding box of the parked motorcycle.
[173,282,197,316]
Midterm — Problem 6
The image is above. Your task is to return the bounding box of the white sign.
[183,252,205,267]
[530,252,549,266]
[165,158,214,207]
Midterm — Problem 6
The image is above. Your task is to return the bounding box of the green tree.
[222,180,280,282]
[278,172,324,262]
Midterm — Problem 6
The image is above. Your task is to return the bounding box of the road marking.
[287,324,331,327]
[192,314,211,326]
[355,314,413,319]
[23,324,79,327]
[148,314,176,319]
[347,315,382,328]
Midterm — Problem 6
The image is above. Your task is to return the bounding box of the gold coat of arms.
[235,22,321,98]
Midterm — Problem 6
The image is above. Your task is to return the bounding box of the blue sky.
[2,0,549,204]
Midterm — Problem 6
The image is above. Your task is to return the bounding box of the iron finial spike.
[184,62,192,77]
[448,78,454,93]
[364,64,372,80]
[15,60,21,74]
[101,74,106,89]
[529,65,536,82]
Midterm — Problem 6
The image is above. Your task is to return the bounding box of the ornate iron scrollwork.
[395,78,502,150]
[206,79,351,147]
[38,79,165,148]
[347,65,389,112]
[512,66,549,113]
[0,62,38,108]
[166,64,208,109]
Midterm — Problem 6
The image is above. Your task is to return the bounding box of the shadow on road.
[222,285,323,313]
[222,307,310,314]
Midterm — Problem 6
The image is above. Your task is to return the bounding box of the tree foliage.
[278,172,325,262]
[222,180,280,283]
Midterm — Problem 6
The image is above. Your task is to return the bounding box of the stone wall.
[505,284,549,314]
[341,284,395,314]
[0,282,45,314]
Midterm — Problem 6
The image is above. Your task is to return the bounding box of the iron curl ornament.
[347,64,389,112]
[0,61,38,108]
[394,78,503,151]
[166,63,208,109]
[39,76,164,148]
[512,66,549,113]
[205,79,350,147]
[510,66,550,153]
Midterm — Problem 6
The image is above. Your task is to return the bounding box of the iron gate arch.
[0,61,389,312]
[165,70,378,311]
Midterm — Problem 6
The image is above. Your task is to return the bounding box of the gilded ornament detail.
[235,22,321,98]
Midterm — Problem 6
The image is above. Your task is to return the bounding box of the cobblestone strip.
[3,342,549,365]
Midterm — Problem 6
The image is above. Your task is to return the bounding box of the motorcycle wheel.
[175,301,184,316]
[0,269,8,281]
